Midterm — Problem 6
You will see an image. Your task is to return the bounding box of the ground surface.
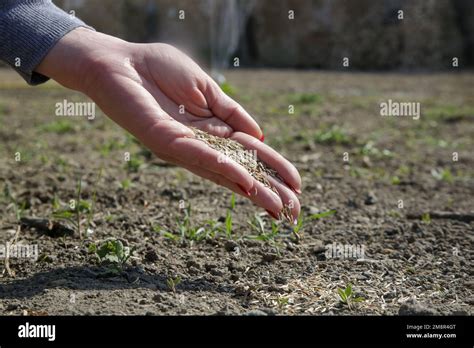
[0,69,473,315]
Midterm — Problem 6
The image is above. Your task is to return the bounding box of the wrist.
[35,27,128,92]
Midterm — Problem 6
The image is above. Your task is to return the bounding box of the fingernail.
[237,184,251,197]
[293,219,298,225]
[285,181,301,195]
[259,133,265,142]
[265,210,279,220]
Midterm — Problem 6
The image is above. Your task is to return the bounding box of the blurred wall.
[55,0,473,70]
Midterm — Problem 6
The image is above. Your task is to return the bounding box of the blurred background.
[55,0,474,71]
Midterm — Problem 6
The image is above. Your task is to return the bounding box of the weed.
[360,141,393,158]
[424,104,474,121]
[125,157,143,173]
[288,93,322,105]
[40,120,74,134]
[223,193,235,239]
[247,214,281,248]
[421,213,431,224]
[313,126,350,145]
[120,178,131,190]
[89,239,134,274]
[276,295,290,310]
[166,276,182,293]
[52,170,102,238]
[337,284,364,308]
[292,210,337,238]
[431,168,453,183]
[154,204,219,243]
[224,210,233,239]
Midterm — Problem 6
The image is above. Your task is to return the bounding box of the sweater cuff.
[0,0,94,85]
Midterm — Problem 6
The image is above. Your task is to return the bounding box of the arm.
[2,3,302,220]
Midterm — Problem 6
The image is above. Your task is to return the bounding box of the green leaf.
[338,288,347,302]
[309,210,336,220]
[53,210,75,220]
[162,231,180,241]
[230,193,235,210]
[345,284,353,298]
[88,243,97,253]
[115,240,124,259]
[225,210,232,236]
[293,215,304,233]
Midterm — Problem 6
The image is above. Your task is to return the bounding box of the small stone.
[364,191,377,205]
[186,259,201,269]
[224,240,238,252]
[399,300,438,316]
[204,263,218,271]
[384,228,398,236]
[411,222,423,233]
[152,293,166,303]
[144,249,159,262]
[210,268,225,276]
[245,309,268,316]
[310,240,326,254]
[262,253,278,262]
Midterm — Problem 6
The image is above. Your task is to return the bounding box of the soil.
[0,69,473,315]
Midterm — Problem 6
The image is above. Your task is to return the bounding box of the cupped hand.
[37,28,302,221]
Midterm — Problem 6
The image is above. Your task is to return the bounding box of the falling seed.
[190,127,293,223]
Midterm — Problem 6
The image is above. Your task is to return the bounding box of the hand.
[36,28,302,221]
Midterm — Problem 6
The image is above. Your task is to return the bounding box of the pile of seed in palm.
[191,127,293,223]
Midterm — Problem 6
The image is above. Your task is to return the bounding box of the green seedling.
[89,239,134,274]
[313,126,350,145]
[53,173,100,238]
[166,276,182,293]
[224,209,233,239]
[120,178,131,190]
[154,204,219,243]
[222,193,235,239]
[431,168,453,183]
[337,283,364,309]
[125,157,143,173]
[40,119,74,134]
[247,214,281,250]
[360,141,393,158]
[421,213,431,224]
[276,295,290,310]
[288,93,322,105]
[292,210,336,238]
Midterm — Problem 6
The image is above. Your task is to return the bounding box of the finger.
[230,132,302,193]
[168,157,284,214]
[181,86,214,117]
[204,80,263,139]
[266,175,301,223]
[165,136,255,192]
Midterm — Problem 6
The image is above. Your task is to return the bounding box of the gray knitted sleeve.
[0,0,93,85]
